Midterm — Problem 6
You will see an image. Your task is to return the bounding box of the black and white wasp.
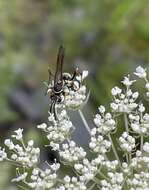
[46,46,81,119]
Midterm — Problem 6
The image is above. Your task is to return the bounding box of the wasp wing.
[54,45,65,85]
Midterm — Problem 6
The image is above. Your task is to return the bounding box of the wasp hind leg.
[50,100,58,120]
[53,101,58,120]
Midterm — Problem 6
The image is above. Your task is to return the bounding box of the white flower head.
[98,105,105,113]
[4,139,14,150]
[119,132,135,153]
[138,104,145,113]
[121,76,136,87]
[82,70,88,80]
[111,86,122,96]
[0,148,7,161]
[12,128,23,140]
[37,123,47,130]
[134,66,147,78]
[143,142,149,153]
[145,83,149,90]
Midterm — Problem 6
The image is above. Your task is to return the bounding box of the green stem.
[140,135,143,152]
[108,134,122,169]
[88,183,96,190]
[126,153,129,163]
[98,172,109,181]
[78,109,91,134]
[124,114,129,133]
[124,114,132,161]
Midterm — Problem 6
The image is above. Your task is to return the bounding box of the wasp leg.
[71,68,79,81]
[50,100,54,114]
[50,100,58,120]
[53,101,58,120]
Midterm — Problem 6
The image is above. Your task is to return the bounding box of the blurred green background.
[0,0,148,189]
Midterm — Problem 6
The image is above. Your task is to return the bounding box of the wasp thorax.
[53,82,63,94]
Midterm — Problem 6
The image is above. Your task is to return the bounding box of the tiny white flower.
[146,92,149,97]
[143,142,149,153]
[138,104,145,113]
[28,140,34,147]
[4,139,14,150]
[82,70,88,80]
[145,82,149,90]
[111,86,122,96]
[98,105,105,113]
[11,154,17,160]
[121,76,136,86]
[0,148,7,161]
[132,92,139,99]
[37,123,47,130]
[12,128,23,140]
[134,66,146,78]
[64,175,71,183]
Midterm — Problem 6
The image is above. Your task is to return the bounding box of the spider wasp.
[46,46,81,120]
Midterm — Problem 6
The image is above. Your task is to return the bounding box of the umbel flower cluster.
[0,66,149,190]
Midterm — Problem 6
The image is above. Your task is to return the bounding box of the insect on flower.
[46,45,82,119]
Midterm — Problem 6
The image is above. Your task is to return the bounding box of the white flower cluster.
[119,132,135,153]
[64,85,87,110]
[27,163,60,189]
[0,66,149,190]
[89,132,111,153]
[129,104,149,135]
[130,149,149,170]
[102,160,119,171]
[59,141,86,162]
[93,105,116,135]
[110,76,139,113]
[74,158,98,180]
[59,141,99,180]
[54,176,87,190]
[2,129,40,167]
[37,110,74,151]
[11,163,60,189]
[127,172,149,190]
[134,66,149,98]
[63,70,88,110]
[101,172,124,190]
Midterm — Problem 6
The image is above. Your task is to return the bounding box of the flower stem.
[88,183,96,190]
[124,114,129,133]
[126,153,129,163]
[124,114,131,161]
[17,184,28,190]
[78,109,91,134]
[140,135,143,152]
[98,172,109,181]
[108,134,122,169]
